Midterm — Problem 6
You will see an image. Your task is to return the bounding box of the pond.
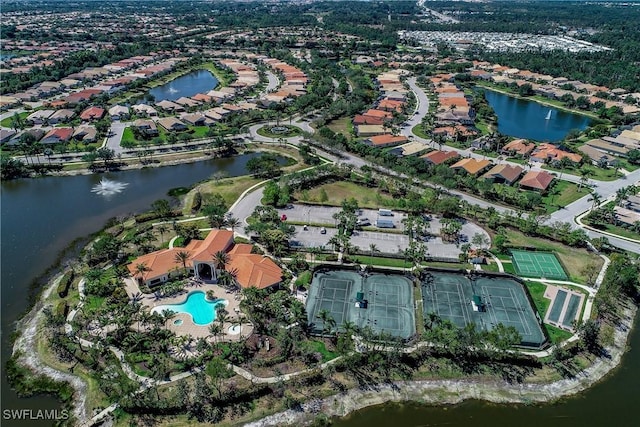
[483,89,592,142]
[148,69,219,102]
[0,153,285,422]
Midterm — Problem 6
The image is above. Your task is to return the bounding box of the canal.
[483,89,592,142]
[0,153,272,425]
[148,69,218,102]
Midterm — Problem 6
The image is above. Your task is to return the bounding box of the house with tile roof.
[41,127,73,144]
[365,134,408,148]
[519,170,555,193]
[501,139,536,157]
[421,150,460,166]
[127,229,282,290]
[530,143,582,165]
[481,164,524,185]
[80,106,105,122]
[450,158,492,176]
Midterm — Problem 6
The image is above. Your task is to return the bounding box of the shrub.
[295,271,313,289]
[56,271,74,298]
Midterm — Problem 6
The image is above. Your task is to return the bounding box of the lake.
[335,310,639,427]
[483,89,592,142]
[0,153,279,424]
[148,69,218,102]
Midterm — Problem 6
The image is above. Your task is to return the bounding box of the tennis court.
[543,285,585,331]
[421,272,546,348]
[511,250,568,280]
[306,269,415,339]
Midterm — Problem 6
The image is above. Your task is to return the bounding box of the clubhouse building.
[127,229,282,290]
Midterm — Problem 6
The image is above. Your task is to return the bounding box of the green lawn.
[304,340,338,362]
[524,281,574,344]
[0,111,30,128]
[183,175,262,215]
[542,181,587,213]
[543,164,620,182]
[411,124,430,140]
[326,117,353,137]
[583,215,640,241]
[504,229,603,283]
[256,125,301,139]
[294,181,399,209]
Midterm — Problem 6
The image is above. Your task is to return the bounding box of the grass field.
[543,164,620,182]
[327,117,353,137]
[294,181,397,209]
[524,281,574,344]
[182,175,261,215]
[411,124,431,140]
[542,181,586,213]
[0,111,30,128]
[504,229,602,283]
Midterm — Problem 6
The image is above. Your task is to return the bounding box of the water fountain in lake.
[91,178,129,197]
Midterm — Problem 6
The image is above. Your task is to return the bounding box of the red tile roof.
[421,150,460,165]
[519,170,555,191]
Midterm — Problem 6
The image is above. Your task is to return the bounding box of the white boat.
[545,109,552,120]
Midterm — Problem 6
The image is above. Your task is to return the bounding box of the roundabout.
[256,124,302,139]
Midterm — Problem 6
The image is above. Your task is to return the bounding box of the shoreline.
[15,269,636,427]
[478,83,600,120]
[247,304,637,426]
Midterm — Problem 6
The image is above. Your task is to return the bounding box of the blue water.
[153,291,227,325]
[148,69,219,102]
[483,89,591,142]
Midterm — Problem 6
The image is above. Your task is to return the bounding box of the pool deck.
[124,278,251,341]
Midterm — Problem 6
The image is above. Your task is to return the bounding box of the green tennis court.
[511,250,568,280]
[307,269,415,339]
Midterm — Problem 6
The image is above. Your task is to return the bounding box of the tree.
[174,251,191,274]
[368,243,379,266]
[588,192,602,211]
[156,224,169,244]
[134,263,151,284]
[579,319,601,354]
[151,199,172,219]
[317,309,336,336]
[213,251,229,272]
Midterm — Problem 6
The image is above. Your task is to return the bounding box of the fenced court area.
[543,285,585,331]
[511,250,568,280]
[307,269,415,339]
[422,271,546,348]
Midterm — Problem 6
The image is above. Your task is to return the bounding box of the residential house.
[450,158,492,176]
[127,229,282,290]
[47,109,75,124]
[41,128,74,144]
[156,117,188,132]
[389,141,429,157]
[519,170,555,193]
[0,129,17,144]
[530,143,582,165]
[181,113,207,126]
[356,124,387,137]
[73,126,97,143]
[155,100,185,113]
[481,164,524,185]
[80,106,105,122]
[26,110,54,125]
[353,115,385,126]
[501,139,535,157]
[585,138,629,157]
[175,97,200,108]
[365,134,408,148]
[133,119,158,136]
[578,145,619,167]
[108,105,130,121]
[131,104,158,117]
[421,150,460,166]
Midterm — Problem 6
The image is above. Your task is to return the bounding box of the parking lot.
[282,204,489,259]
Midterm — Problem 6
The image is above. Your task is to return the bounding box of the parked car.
[320,227,327,234]
[281,214,287,221]
[356,218,371,227]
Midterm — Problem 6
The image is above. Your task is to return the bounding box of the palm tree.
[588,192,602,211]
[156,224,169,244]
[208,322,222,344]
[134,263,151,285]
[317,309,336,336]
[226,216,241,231]
[368,243,379,266]
[174,251,190,275]
[213,250,229,271]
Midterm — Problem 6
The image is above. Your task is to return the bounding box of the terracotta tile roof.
[450,158,492,175]
[363,109,393,119]
[127,230,282,290]
[367,134,408,147]
[228,254,282,290]
[80,106,105,120]
[353,114,385,125]
[519,170,554,191]
[531,143,582,163]
[502,139,535,156]
[421,150,460,165]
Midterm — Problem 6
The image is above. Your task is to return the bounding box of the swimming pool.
[152,291,228,325]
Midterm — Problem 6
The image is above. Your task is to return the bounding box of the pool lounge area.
[151,291,228,325]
